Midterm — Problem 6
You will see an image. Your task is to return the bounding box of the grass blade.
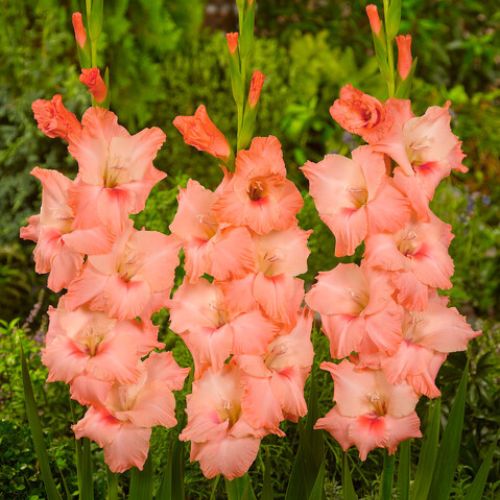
[411,398,441,500]
[129,453,153,500]
[464,440,496,500]
[397,440,410,500]
[427,365,468,500]
[262,448,274,500]
[20,346,62,500]
[379,451,395,500]
[285,366,325,500]
[342,453,357,500]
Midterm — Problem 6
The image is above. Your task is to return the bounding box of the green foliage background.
[0,0,498,498]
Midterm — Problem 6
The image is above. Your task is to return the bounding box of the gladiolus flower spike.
[304,21,479,461]
[22,101,187,473]
[170,2,313,481]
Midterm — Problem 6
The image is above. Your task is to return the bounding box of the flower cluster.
[21,98,188,472]
[170,107,314,479]
[303,83,480,460]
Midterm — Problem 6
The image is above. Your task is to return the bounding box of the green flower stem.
[383,0,396,97]
[379,450,395,500]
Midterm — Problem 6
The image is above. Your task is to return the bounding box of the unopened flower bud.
[396,35,413,80]
[72,12,87,49]
[366,4,381,35]
[248,70,265,108]
[226,32,239,55]
[173,105,231,160]
[80,68,107,103]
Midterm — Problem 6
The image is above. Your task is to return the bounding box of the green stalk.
[383,0,396,97]
[107,468,118,500]
[396,440,410,500]
[379,451,395,500]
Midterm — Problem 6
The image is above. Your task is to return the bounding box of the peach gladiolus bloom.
[169,179,255,282]
[236,309,314,430]
[42,305,162,387]
[220,225,310,325]
[316,360,421,460]
[80,68,108,103]
[213,136,303,234]
[73,352,188,472]
[64,224,180,320]
[382,294,480,397]
[169,278,278,376]
[68,107,166,232]
[32,94,82,142]
[20,168,112,291]
[364,214,454,310]
[180,364,264,480]
[373,102,467,177]
[173,105,231,161]
[302,146,410,256]
[305,263,402,358]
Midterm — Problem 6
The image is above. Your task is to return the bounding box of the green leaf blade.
[427,366,469,500]
[463,440,496,500]
[285,367,325,500]
[225,474,256,500]
[396,440,410,500]
[261,448,274,500]
[411,398,441,500]
[20,346,62,500]
[129,453,153,500]
[342,453,357,500]
[378,451,395,500]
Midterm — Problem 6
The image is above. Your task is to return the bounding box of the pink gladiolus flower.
[302,146,410,256]
[366,5,382,35]
[305,263,402,358]
[73,352,188,472]
[248,70,265,108]
[68,107,166,232]
[382,294,480,397]
[364,214,454,310]
[64,224,180,320]
[373,101,467,177]
[315,360,422,460]
[32,94,82,142]
[80,68,108,103]
[220,226,310,325]
[169,179,255,282]
[42,305,162,388]
[20,167,113,291]
[173,105,231,161]
[213,136,303,234]
[169,278,278,376]
[236,309,314,429]
[72,12,87,48]
[180,364,264,479]
[396,35,412,80]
